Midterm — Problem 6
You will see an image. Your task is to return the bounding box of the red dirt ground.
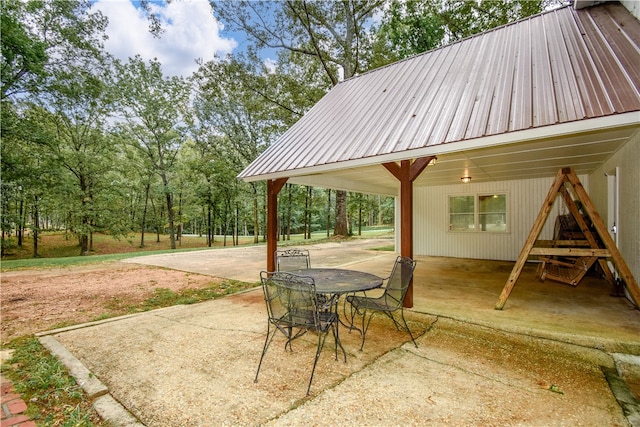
[1,263,222,344]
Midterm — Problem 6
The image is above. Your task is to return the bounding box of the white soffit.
[248,113,639,195]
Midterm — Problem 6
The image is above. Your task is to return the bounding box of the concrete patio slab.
[40,238,640,426]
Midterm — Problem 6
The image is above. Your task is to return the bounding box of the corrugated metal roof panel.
[239,3,640,181]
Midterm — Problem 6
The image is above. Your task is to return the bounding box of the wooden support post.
[266,178,288,273]
[495,168,566,309]
[383,156,435,308]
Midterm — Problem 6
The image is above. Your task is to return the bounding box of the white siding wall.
[621,0,640,20]
[588,132,640,284]
[403,174,590,261]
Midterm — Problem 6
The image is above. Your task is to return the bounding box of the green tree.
[193,58,288,244]
[372,0,560,65]
[369,0,444,67]
[0,1,46,100]
[113,56,192,250]
[212,0,384,236]
[23,63,119,255]
[0,0,107,99]
[432,0,557,42]
[1,0,111,256]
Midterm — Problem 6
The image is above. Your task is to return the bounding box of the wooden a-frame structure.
[495,167,639,310]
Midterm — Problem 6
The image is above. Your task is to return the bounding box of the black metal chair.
[275,248,311,272]
[346,256,418,350]
[255,271,345,395]
[275,248,333,308]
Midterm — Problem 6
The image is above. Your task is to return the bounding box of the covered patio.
[238,1,640,309]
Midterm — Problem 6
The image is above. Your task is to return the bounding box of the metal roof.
[239,2,640,190]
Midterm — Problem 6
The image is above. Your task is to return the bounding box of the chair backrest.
[275,249,311,272]
[260,271,317,329]
[383,256,417,308]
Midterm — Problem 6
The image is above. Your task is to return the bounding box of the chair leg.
[383,311,402,330]
[343,294,358,333]
[307,331,329,395]
[359,310,376,351]
[332,322,347,362]
[381,310,418,348]
[255,324,278,383]
[399,310,418,348]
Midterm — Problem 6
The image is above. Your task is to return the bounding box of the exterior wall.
[621,0,640,20]
[588,131,640,284]
[406,174,589,261]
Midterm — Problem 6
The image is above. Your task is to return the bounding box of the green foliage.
[433,0,556,41]
[0,1,47,99]
[3,337,102,426]
[374,0,443,63]
[0,0,107,99]
[113,55,194,249]
[372,0,559,64]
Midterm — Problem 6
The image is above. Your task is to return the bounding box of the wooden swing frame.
[495,167,639,310]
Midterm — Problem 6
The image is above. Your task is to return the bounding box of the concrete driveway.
[38,238,640,426]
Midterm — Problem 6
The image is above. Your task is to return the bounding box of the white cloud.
[263,58,277,74]
[93,0,237,77]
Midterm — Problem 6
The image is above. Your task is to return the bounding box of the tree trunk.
[252,183,259,244]
[306,186,312,239]
[358,194,362,236]
[207,202,212,247]
[334,190,348,236]
[287,184,292,240]
[326,189,331,238]
[222,201,229,246]
[235,201,239,246]
[79,176,90,256]
[18,197,23,247]
[280,209,285,241]
[32,196,39,258]
[79,229,89,256]
[161,173,176,249]
[177,192,183,241]
[263,194,267,243]
[140,181,150,247]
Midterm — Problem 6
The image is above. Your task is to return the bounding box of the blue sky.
[92,0,254,77]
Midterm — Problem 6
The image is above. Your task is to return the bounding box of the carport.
[238,2,640,307]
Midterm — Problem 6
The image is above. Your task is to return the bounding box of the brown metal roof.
[239,2,640,183]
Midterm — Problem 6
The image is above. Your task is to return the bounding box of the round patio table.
[289,268,384,341]
[290,268,383,295]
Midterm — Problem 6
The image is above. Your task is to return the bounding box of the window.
[449,193,507,232]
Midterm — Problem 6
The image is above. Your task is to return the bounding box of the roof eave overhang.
[239,111,640,184]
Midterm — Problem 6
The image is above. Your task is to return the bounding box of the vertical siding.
[589,132,640,283]
[412,175,589,261]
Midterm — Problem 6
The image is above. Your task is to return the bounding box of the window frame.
[448,192,509,233]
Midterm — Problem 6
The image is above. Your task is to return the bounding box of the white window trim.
[448,192,510,233]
